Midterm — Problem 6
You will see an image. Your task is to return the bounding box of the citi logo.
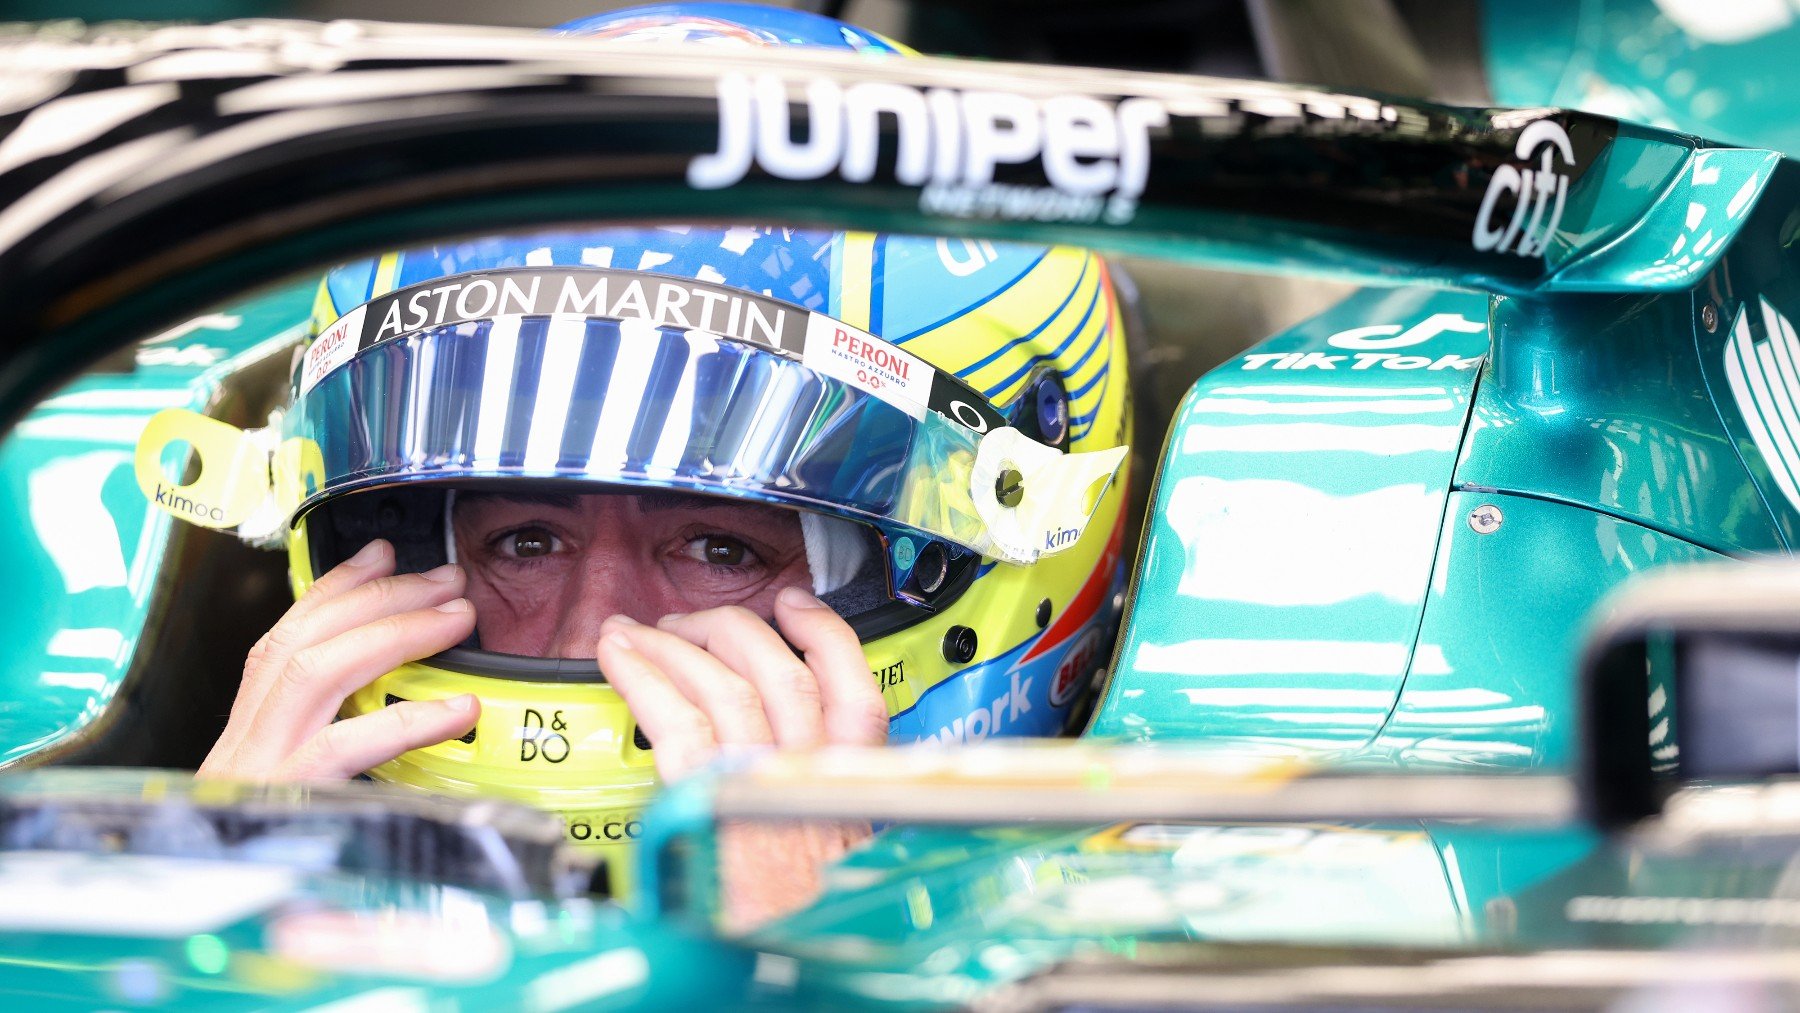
[1472,120,1573,258]
[689,74,1168,223]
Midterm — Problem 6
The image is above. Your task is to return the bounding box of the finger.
[653,608,823,748]
[218,538,396,762]
[597,627,719,782]
[274,694,480,781]
[281,538,397,627]
[240,539,396,694]
[241,599,477,764]
[774,587,888,746]
[235,566,466,718]
[606,618,775,748]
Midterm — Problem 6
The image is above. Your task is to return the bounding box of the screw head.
[1468,504,1504,534]
[995,468,1024,508]
[942,625,979,664]
[1702,304,1719,332]
[1035,598,1052,629]
[1035,380,1069,446]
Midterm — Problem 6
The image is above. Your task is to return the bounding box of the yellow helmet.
[276,227,1134,868]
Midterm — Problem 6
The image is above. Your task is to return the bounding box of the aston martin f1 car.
[2,3,1800,1009]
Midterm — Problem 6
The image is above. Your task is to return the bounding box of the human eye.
[677,533,762,569]
[492,525,564,560]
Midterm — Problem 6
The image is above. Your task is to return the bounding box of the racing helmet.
[136,5,1136,866]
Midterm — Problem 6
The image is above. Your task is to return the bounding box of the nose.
[545,540,665,658]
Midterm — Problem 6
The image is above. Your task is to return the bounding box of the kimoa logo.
[1473,120,1574,258]
[927,670,1033,744]
[688,74,1169,225]
[153,483,226,523]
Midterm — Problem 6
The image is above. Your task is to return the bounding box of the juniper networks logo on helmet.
[688,74,1170,225]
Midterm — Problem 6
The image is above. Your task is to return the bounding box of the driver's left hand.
[596,586,888,928]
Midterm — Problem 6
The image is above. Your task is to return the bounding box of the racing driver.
[142,4,1136,920]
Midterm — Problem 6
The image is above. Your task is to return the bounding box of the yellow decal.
[134,409,269,529]
[271,437,326,518]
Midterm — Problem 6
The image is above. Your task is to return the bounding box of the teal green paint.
[1371,491,1722,770]
[1690,163,1800,550]
[1544,142,1780,292]
[1090,287,1488,749]
[0,283,313,767]
[1483,0,1800,159]
[0,851,750,1011]
[1456,292,1784,555]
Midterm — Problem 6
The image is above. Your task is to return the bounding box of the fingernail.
[656,612,687,625]
[347,539,388,567]
[608,614,640,626]
[603,631,636,653]
[421,563,461,583]
[444,693,478,714]
[434,597,472,613]
[778,585,828,610]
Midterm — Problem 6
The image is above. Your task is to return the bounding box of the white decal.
[1723,298,1800,513]
[298,304,365,395]
[927,670,1034,744]
[1240,351,1481,372]
[1473,120,1574,258]
[937,237,1000,276]
[1326,312,1485,349]
[801,314,931,417]
[689,74,1169,225]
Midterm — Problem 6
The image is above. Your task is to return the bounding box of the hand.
[199,539,481,781]
[595,586,889,782]
[596,586,888,928]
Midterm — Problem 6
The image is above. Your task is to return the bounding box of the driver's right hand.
[198,538,481,781]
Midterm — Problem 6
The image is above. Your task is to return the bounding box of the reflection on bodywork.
[0,289,311,767]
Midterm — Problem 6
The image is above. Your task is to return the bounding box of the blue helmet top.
[552,3,906,53]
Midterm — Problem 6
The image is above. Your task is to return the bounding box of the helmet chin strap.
[800,512,868,596]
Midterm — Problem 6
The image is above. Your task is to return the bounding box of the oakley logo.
[690,75,1168,224]
[1473,120,1573,258]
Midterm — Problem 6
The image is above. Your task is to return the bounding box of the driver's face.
[451,491,812,658]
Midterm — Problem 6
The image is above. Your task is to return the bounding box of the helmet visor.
[284,267,1124,569]
[292,309,988,566]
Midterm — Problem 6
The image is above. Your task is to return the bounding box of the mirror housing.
[1580,561,1800,827]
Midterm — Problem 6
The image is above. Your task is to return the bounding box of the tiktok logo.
[1472,120,1574,259]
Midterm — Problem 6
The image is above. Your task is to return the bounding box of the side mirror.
[1580,561,1800,827]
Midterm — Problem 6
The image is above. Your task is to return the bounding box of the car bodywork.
[0,8,1798,1009]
